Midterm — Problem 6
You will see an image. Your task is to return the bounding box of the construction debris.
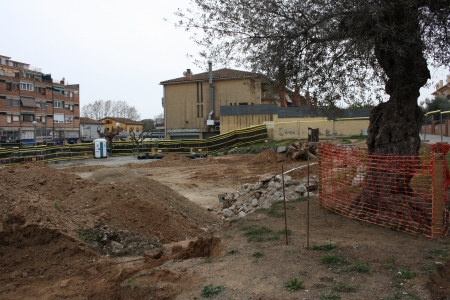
[286,141,318,160]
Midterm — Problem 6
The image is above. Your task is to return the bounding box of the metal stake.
[282,165,288,245]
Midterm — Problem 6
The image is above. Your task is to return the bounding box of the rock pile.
[216,173,318,219]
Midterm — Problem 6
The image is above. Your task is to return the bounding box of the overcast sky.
[3,1,448,120]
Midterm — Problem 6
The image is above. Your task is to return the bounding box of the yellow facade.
[264,118,370,140]
[164,78,261,139]
[102,118,143,133]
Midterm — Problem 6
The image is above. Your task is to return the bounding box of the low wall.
[265,119,370,141]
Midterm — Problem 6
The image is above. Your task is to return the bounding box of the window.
[36,115,46,123]
[22,114,34,122]
[20,82,34,91]
[54,101,63,108]
[6,98,11,107]
[6,82,11,91]
[13,115,19,122]
[13,99,20,106]
[65,116,73,123]
[69,105,73,111]
[54,113,64,123]
[7,115,11,123]
[41,101,46,110]
[65,104,69,110]
[64,91,69,97]
[12,83,19,90]
[69,92,73,99]
[35,101,40,109]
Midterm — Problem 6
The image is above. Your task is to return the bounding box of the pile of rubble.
[84,224,162,256]
[215,173,318,219]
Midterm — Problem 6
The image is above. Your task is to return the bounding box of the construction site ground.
[1,139,450,300]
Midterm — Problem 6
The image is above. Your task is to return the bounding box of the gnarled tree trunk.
[353,5,430,215]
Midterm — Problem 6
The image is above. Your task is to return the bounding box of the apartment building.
[432,75,450,99]
[0,55,80,147]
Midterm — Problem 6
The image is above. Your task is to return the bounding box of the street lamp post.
[32,120,37,146]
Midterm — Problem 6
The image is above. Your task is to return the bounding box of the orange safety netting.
[318,143,449,238]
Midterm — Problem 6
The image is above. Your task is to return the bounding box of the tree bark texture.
[353,4,432,223]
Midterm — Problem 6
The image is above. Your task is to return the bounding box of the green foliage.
[312,242,337,251]
[239,225,273,242]
[420,263,437,277]
[350,261,371,273]
[127,277,138,289]
[256,201,285,218]
[421,96,450,118]
[396,268,416,279]
[201,285,226,298]
[76,227,99,244]
[332,281,356,292]
[426,248,450,261]
[252,251,264,258]
[284,277,305,292]
[54,199,62,212]
[320,253,349,266]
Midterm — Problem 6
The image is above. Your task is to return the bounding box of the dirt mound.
[0,163,219,299]
[89,167,139,184]
[250,149,284,164]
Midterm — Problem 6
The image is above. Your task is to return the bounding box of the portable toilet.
[94,138,108,158]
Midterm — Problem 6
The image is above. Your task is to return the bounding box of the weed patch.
[396,268,416,279]
[239,225,275,242]
[127,277,138,289]
[333,281,356,292]
[350,261,371,273]
[312,242,337,250]
[201,285,225,298]
[252,251,264,258]
[284,277,305,292]
[320,253,348,266]
[54,199,63,212]
[76,227,99,244]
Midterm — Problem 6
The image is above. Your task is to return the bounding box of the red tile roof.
[160,68,258,85]
[99,117,143,125]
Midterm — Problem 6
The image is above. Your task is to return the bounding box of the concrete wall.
[266,118,370,141]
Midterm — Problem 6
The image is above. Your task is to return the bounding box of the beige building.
[160,63,265,140]
[99,117,143,134]
[432,75,450,99]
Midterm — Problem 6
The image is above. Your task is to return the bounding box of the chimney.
[185,69,192,80]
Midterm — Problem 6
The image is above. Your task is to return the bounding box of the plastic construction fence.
[318,143,450,238]
[0,125,268,165]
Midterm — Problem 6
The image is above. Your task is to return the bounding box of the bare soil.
[0,148,449,300]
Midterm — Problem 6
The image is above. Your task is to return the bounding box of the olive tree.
[176,0,450,210]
